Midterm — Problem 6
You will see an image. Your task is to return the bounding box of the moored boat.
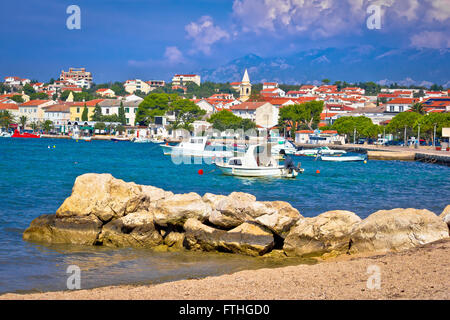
[295,146,346,156]
[319,154,366,162]
[11,129,40,138]
[111,136,130,142]
[215,143,304,178]
[161,136,234,158]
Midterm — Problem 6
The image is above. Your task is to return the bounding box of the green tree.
[279,101,324,137]
[136,93,179,125]
[42,120,53,133]
[19,115,28,130]
[118,101,126,125]
[331,116,379,142]
[81,105,89,121]
[29,92,49,100]
[0,110,14,129]
[410,103,425,115]
[321,79,331,85]
[23,83,35,96]
[30,121,40,132]
[110,82,126,96]
[414,113,450,142]
[94,122,106,133]
[116,124,125,135]
[386,111,423,142]
[207,110,255,131]
[169,99,206,131]
[10,95,24,103]
[91,105,102,121]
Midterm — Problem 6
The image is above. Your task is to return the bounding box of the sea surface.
[0,138,449,294]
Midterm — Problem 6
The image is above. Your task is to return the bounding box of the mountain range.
[200,47,450,87]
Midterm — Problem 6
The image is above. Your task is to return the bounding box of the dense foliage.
[207,110,256,131]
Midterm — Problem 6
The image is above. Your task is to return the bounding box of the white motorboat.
[72,133,92,141]
[132,137,151,143]
[161,136,234,158]
[319,154,366,162]
[0,131,12,138]
[150,138,165,144]
[215,143,304,178]
[295,146,346,157]
[269,137,298,155]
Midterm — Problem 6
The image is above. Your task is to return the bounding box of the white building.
[385,98,418,113]
[230,101,272,122]
[124,79,152,94]
[255,102,279,129]
[18,100,57,124]
[172,74,201,86]
[43,104,71,132]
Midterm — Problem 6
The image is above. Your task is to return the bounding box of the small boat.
[111,136,130,142]
[269,137,297,155]
[295,146,346,157]
[11,129,40,138]
[215,143,304,178]
[161,136,234,158]
[0,131,12,138]
[72,133,92,141]
[319,154,366,162]
[150,138,165,144]
[132,137,151,143]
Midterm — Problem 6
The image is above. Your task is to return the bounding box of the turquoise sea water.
[0,138,449,294]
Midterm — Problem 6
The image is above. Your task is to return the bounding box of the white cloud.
[231,0,448,39]
[164,46,186,64]
[410,31,450,49]
[185,16,230,55]
[128,46,187,67]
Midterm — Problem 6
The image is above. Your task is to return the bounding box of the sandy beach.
[2,238,448,300]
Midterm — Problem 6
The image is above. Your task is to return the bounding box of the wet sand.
[2,239,449,300]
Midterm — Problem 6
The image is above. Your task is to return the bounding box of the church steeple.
[239,68,251,102]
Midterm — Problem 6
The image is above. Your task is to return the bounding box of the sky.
[1,0,449,84]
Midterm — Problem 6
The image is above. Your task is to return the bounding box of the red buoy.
[198,169,204,175]
[316,170,320,174]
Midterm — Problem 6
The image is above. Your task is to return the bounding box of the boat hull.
[11,130,40,138]
[320,155,366,162]
[215,163,300,178]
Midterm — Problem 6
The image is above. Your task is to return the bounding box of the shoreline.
[2,238,449,300]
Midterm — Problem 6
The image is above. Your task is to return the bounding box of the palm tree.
[43,120,53,133]
[19,115,28,131]
[0,110,14,130]
[30,121,40,133]
[411,103,425,115]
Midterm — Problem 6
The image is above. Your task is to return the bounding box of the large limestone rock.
[184,218,274,256]
[440,205,450,230]
[56,174,146,222]
[98,212,163,248]
[283,210,361,257]
[163,231,185,248]
[255,201,303,238]
[23,214,102,245]
[349,208,449,254]
[153,193,212,227]
[202,193,227,209]
[208,192,267,229]
[141,186,174,207]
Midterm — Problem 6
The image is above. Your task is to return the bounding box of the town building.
[171,74,201,86]
[124,79,152,94]
[255,102,279,129]
[18,100,57,124]
[385,98,418,113]
[69,99,105,122]
[96,88,116,97]
[43,104,71,132]
[60,68,93,87]
[229,101,270,121]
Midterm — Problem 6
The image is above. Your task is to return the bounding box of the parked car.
[384,140,404,146]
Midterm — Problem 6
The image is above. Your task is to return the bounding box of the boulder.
[56,173,146,222]
[163,231,185,249]
[98,212,163,248]
[141,186,174,208]
[23,214,102,245]
[184,218,274,256]
[255,201,303,238]
[283,210,361,257]
[349,208,449,254]
[208,192,266,229]
[153,193,212,227]
[439,205,450,230]
[202,193,227,209]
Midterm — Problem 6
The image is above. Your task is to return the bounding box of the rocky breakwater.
[23,173,449,258]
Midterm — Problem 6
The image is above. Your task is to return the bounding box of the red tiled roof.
[43,104,71,112]
[320,113,338,120]
[21,100,52,106]
[387,98,418,104]
[72,99,105,107]
[230,102,267,110]
[0,103,19,110]
[96,88,111,92]
[296,130,314,133]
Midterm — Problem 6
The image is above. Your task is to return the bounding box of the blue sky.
[1,0,449,84]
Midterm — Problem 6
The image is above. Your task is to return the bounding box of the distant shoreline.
[2,239,449,300]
